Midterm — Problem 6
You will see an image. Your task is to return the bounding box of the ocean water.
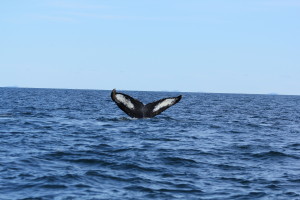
[0,87,299,200]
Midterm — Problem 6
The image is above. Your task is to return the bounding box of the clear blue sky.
[1,0,299,94]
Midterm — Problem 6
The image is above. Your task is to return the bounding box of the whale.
[111,89,182,118]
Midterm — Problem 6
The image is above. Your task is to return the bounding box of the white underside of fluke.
[115,94,135,110]
[153,98,176,112]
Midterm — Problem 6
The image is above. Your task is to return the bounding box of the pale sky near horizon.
[1,0,299,95]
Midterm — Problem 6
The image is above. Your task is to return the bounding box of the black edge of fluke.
[111,89,182,118]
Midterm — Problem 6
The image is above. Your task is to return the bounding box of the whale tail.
[111,89,182,118]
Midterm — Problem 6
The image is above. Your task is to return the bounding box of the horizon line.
[1,86,299,96]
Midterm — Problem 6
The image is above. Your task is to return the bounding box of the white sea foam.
[115,94,134,109]
[153,98,175,112]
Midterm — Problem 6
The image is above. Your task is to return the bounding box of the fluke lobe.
[111,89,182,118]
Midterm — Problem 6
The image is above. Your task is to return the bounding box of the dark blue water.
[0,88,300,200]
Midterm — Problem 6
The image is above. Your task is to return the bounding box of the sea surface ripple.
[0,88,300,200]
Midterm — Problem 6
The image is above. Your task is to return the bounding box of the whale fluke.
[111,89,182,118]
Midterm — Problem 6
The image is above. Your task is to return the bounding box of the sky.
[0,0,299,95]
